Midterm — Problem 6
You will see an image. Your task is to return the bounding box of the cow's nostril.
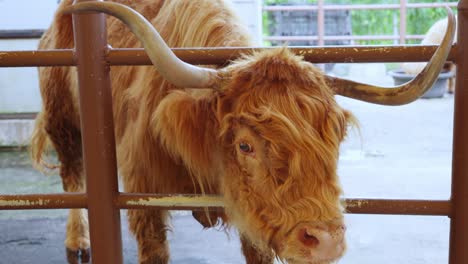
[298,228,320,248]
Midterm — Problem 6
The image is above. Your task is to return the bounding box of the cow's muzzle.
[281,220,346,264]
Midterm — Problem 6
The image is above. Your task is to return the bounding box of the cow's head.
[215,48,352,262]
[65,3,455,263]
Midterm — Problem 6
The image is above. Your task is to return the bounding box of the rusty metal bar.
[449,1,468,263]
[118,195,451,216]
[0,45,458,67]
[0,193,87,209]
[263,2,458,11]
[0,29,45,39]
[0,146,28,151]
[107,46,458,65]
[117,193,224,211]
[0,193,451,216]
[72,0,123,263]
[0,50,74,67]
[399,0,407,44]
[345,199,450,216]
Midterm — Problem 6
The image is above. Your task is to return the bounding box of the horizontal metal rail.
[0,112,37,120]
[0,49,74,67]
[117,194,224,210]
[0,45,457,67]
[0,29,45,39]
[0,193,87,209]
[0,193,451,216]
[263,2,458,11]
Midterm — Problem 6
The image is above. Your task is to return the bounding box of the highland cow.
[31,1,454,263]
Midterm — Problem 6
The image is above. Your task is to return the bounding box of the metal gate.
[1,0,467,263]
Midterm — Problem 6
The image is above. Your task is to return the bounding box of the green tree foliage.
[263,0,457,45]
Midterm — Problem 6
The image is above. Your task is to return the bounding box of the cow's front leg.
[65,209,90,264]
[60,166,90,264]
[241,234,274,264]
[128,209,170,264]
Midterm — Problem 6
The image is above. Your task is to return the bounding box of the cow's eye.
[239,142,254,153]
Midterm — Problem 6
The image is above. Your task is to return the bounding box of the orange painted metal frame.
[0,0,467,263]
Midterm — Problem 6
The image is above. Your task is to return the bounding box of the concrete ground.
[0,63,454,263]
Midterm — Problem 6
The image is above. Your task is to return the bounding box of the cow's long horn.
[325,7,455,105]
[63,2,219,89]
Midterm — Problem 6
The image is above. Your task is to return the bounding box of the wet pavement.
[0,212,247,264]
[0,67,455,263]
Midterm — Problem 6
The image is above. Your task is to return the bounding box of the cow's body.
[33,0,254,263]
[31,1,455,263]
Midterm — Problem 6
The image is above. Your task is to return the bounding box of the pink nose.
[297,224,346,259]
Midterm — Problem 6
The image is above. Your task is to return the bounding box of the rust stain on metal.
[345,199,369,208]
[0,198,54,207]
[126,195,224,207]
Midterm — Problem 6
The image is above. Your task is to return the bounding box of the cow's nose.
[296,224,346,259]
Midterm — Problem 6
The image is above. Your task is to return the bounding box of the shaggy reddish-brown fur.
[31,1,353,263]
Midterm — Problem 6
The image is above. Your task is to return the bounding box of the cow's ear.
[335,108,357,142]
[151,90,222,185]
[321,106,357,146]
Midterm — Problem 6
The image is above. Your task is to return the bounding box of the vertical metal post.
[449,1,468,263]
[317,0,325,46]
[399,0,407,44]
[72,0,123,263]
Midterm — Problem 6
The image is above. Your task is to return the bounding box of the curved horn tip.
[328,6,456,106]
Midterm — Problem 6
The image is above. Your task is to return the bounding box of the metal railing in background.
[0,29,44,39]
[263,1,458,45]
[0,1,459,44]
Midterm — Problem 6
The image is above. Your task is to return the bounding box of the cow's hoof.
[66,247,91,264]
[66,248,80,264]
[81,248,91,263]
[141,255,168,264]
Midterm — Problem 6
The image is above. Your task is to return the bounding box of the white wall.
[229,0,262,45]
[0,0,261,113]
[0,39,42,112]
[0,0,59,113]
[0,0,58,30]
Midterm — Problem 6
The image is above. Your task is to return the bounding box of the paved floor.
[0,63,455,263]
